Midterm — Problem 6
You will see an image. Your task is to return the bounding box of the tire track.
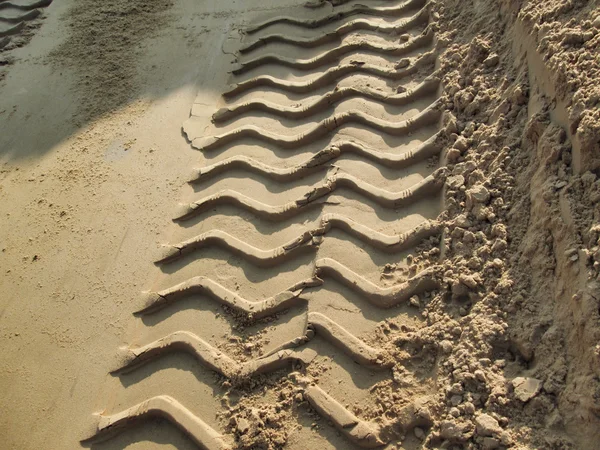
[0,0,51,46]
[222,47,437,98]
[246,0,426,34]
[0,0,52,10]
[303,0,362,9]
[212,75,439,122]
[190,99,442,150]
[136,277,318,319]
[87,396,230,450]
[155,216,441,273]
[155,228,323,266]
[188,131,443,183]
[175,168,446,221]
[231,27,434,75]
[239,6,429,54]
[315,257,439,307]
[293,374,431,448]
[306,312,392,369]
[90,0,445,447]
[0,8,39,24]
[113,312,393,375]
[114,335,318,378]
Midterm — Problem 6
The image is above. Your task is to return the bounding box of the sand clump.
[516,0,600,173]
[362,0,600,448]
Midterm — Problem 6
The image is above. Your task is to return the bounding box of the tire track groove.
[114,334,318,378]
[245,0,427,34]
[315,257,439,307]
[212,75,439,122]
[188,131,443,183]
[88,396,231,450]
[90,0,445,447]
[239,6,430,53]
[0,0,51,45]
[231,27,434,75]
[221,48,437,98]
[190,100,442,150]
[136,277,318,319]
[174,167,446,221]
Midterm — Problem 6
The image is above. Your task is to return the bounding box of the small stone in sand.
[512,377,542,402]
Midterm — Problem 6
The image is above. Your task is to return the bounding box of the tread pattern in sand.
[239,6,430,53]
[0,0,51,48]
[90,0,445,447]
[245,0,427,34]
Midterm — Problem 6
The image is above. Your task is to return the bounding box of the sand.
[0,0,599,449]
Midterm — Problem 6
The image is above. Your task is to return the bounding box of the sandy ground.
[1,0,599,449]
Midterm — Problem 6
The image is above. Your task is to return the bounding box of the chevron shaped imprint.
[212,75,439,123]
[155,228,323,266]
[88,390,385,450]
[293,375,387,448]
[232,27,434,75]
[88,387,430,449]
[304,0,359,8]
[88,0,446,447]
[193,99,442,151]
[240,6,430,53]
[174,168,447,221]
[188,131,443,183]
[0,0,53,46]
[299,376,435,448]
[136,276,320,318]
[0,20,23,37]
[320,214,441,252]
[114,331,318,378]
[188,146,340,183]
[307,312,392,369]
[245,0,426,34]
[116,315,389,375]
[0,8,41,24]
[157,215,439,276]
[222,48,437,98]
[0,0,52,11]
[315,258,439,308]
[87,396,231,450]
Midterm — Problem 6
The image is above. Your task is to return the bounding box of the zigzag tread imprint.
[91,0,445,448]
[0,0,52,45]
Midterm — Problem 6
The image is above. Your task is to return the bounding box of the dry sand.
[0,0,599,449]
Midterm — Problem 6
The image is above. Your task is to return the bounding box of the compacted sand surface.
[1,0,599,449]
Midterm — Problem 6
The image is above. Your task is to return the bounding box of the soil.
[0,0,599,449]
